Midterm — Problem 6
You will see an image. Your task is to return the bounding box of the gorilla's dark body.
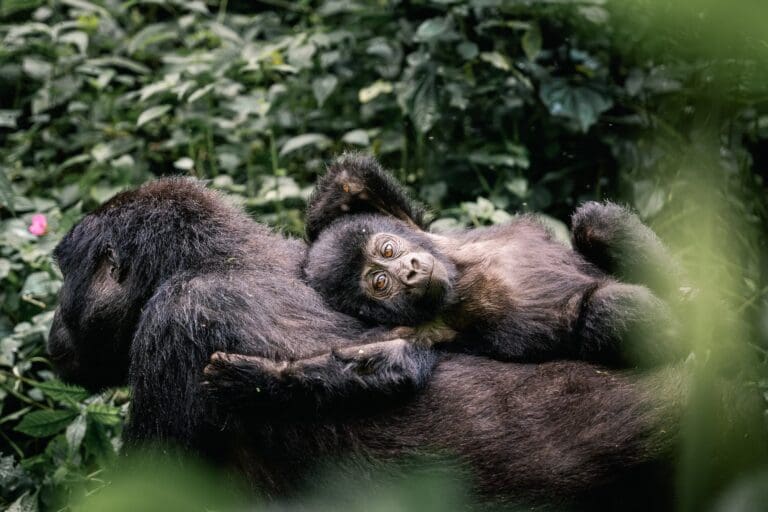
[303,154,677,366]
[48,177,682,509]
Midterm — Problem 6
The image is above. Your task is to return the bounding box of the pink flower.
[28,213,48,236]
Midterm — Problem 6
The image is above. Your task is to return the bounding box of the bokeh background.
[0,1,767,510]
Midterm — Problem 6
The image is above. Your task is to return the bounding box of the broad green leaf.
[0,0,44,17]
[506,178,529,198]
[174,157,195,170]
[457,41,478,60]
[521,23,542,61]
[312,75,338,107]
[36,380,90,403]
[399,65,438,134]
[128,23,176,54]
[6,491,37,512]
[539,79,613,132]
[15,410,78,437]
[278,134,331,157]
[341,129,369,146]
[136,105,172,127]
[187,84,214,103]
[86,403,122,426]
[21,272,61,300]
[414,17,453,43]
[579,6,610,23]
[65,414,87,453]
[480,52,511,71]
[633,180,665,219]
[469,151,529,169]
[22,58,51,80]
[87,57,150,75]
[0,110,20,128]
[0,167,14,213]
[359,80,392,103]
[59,30,88,54]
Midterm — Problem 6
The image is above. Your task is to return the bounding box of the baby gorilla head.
[304,214,456,326]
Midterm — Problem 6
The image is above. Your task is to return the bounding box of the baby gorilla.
[303,154,679,366]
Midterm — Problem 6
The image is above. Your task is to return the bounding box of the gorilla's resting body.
[301,154,677,366]
[47,178,682,508]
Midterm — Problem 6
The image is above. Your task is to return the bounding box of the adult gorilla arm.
[212,350,686,507]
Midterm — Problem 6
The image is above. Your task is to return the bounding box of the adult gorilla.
[47,178,682,509]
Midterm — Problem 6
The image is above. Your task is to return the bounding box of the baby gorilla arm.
[306,152,427,241]
[202,338,437,413]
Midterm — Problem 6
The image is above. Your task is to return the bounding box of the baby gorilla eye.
[372,272,389,292]
[381,241,395,258]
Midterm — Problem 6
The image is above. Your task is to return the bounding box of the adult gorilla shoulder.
[48,177,683,508]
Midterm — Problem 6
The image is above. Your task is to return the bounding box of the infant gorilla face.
[304,215,455,326]
[363,232,450,305]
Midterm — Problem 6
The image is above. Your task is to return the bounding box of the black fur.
[48,177,685,508]
[305,152,428,242]
[302,156,679,366]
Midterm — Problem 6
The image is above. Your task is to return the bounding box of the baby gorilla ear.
[305,152,429,241]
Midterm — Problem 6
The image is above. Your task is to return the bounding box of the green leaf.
[0,167,14,213]
[414,17,454,43]
[539,79,613,132]
[312,75,338,107]
[128,23,176,55]
[174,157,195,171]
[469,151,529,169]
[0,110,20,128]
[278,134,331,157]
[341,129,369,146]
[6,490,37,512]
[15,410,78,437]
[633,180,665,219]
[136,105,172,127]
[480,52,511,71]
[86,403,122,426]
[0,0,44,17]
[65,414,87,453]
[457,41,478,60]
[36,380,90,403]
[21,272,61,301]
[521,23,542,61]
[359,80,393,103]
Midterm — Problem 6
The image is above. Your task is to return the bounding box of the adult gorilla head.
[48,179,261,390]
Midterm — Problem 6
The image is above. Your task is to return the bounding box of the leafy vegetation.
[0,0,766,510]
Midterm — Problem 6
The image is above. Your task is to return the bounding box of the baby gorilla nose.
[401,252,434,287]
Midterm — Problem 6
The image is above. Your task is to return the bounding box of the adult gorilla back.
[47,178,681,508]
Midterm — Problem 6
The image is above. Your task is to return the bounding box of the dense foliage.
[0,0,766,510]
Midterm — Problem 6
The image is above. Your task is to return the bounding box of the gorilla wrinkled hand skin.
[49,177,684,509]
[302,154,683,366]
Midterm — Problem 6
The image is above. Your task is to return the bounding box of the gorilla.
[47,176,685,509]
[301,154,679,366]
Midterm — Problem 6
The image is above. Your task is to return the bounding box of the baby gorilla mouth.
[418,261,450,305]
